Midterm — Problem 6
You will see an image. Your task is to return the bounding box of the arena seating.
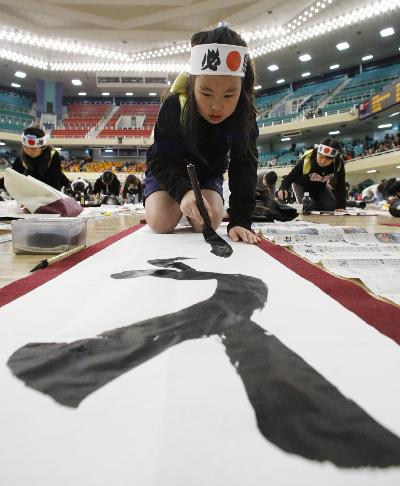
[256,63,400,125]
[52,103,112,137]
[257,77,345,126]
[98,103,159,138]
[0,91,34,133]
[323,63,400,114]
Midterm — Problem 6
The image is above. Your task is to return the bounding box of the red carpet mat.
[257,238,400,345]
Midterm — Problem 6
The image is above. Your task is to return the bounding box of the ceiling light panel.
[336,42,350,50]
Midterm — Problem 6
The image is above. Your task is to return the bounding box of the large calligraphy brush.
[30,244,87,272]
[186,163,233,258]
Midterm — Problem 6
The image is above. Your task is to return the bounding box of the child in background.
[278,138,346,211]
[145,24,260,244]
[13,126,68,191]
[122,174,143,203]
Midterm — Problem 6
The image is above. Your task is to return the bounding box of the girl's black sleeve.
[227,122,258,231]
[46,151,64,190]
[12,156,25,174]
[148,95,192,203]
[280,161,303,191]
[334,160,346,209]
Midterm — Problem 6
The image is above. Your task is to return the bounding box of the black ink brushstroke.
[187,163,233,258]
[7,257,400,468]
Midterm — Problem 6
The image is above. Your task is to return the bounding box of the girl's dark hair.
[124,174,141,187]
[377,177,396,197]
[181,26,257,165]
[23,126,46,138]
[320,138,340,151]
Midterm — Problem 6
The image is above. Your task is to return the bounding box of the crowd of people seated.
[60,158,147,173]
[358,133,400,158]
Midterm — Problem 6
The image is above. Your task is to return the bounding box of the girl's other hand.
[228,226,261,244]
[180,190,212,227]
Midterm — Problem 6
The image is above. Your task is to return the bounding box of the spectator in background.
[122,174,143,203]
[13,126,68,190]
[93,170,121,197]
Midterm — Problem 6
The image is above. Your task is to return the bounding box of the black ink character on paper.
[201,49,221,71]
[7,258,400,468]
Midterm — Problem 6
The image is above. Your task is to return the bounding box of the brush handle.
[186,163,212,227]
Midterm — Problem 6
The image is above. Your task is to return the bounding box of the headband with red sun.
[317,144,339,158]
[189,43,248,77]
[21,132,49,148]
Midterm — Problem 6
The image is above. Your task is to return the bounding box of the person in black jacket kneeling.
[13,126,69,191]
[278,138,346,211]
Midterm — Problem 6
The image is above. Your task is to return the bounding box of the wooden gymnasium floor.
[0,210,397,291]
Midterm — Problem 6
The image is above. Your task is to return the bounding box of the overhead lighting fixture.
[276,78,285,84]
[302,72,311,77]
[125,92,133,96]
[267,64,279,71]
[254,85,262,90]
[378,123,392,128]
[54,147,62,151]
[366,169,377,173]
[397,165,400,169]
[78,92,86,96]
[330,64,340,70]
[0,141,6,146]
[71,79,82,86]
[15,71,26,78]
[102,92,110,96]
[281,137,291,141]
[11,82,20,88]
[329,130,340,135]
[299,53,312,61]
[380,27,394,37]
[336,42,350,51]
[362,54,373,61]
[105,149,114,153]
[149,92,157,96]
[389,111,400,117]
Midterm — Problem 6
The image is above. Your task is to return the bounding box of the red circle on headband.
[28,139,36,146]
[226,51,241,71]
[323,146,331,154]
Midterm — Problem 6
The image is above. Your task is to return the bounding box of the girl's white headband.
[21,132,49,148]
[189,43,248,77]
[317,144,339,158]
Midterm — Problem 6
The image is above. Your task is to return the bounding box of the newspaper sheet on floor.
[0,234,12,244]
[293,244,400,263]
[322,259,400,306]
[253,221,400,306]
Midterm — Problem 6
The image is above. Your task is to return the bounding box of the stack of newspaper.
[253,221,400,306]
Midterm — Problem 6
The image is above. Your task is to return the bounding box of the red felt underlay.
[0,224,144,308]
[257,239,400,345]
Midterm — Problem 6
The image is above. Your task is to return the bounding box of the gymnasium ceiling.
[0,0,399,96]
